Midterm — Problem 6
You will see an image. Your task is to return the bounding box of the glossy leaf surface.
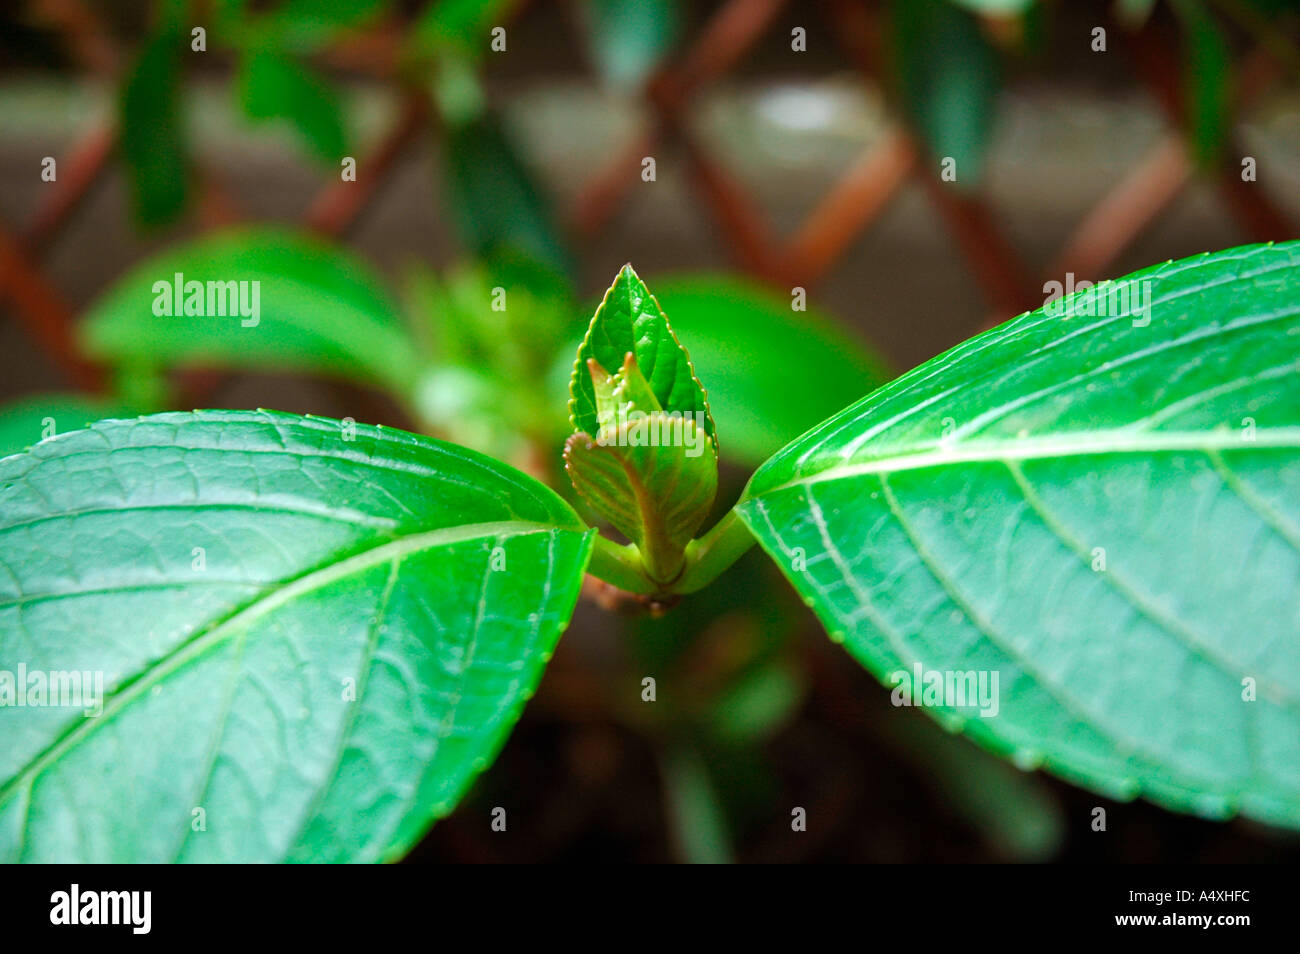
[569,265,715,444]
[741,242,1300,828]
[0,410,592,861]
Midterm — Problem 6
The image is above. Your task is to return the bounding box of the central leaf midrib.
[785,253,1299,472]
[752,427,1300,498]
[0,519,572,811]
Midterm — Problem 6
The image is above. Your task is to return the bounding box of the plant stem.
[674,509,757,593]
[585,507,757,597]
[587,534,659,594]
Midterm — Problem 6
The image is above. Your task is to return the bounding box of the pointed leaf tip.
[564,266,721,588]
[568,266,715,444]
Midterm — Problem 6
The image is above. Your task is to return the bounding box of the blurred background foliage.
[1,0,1299,861]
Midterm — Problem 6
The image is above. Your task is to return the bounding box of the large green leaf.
[740,242,1300,828]
[79,228,423,395]
[0,410,592,861]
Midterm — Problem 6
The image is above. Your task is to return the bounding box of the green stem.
[585,507,757,597]
[674,509,756,593]
[587,534,659,595]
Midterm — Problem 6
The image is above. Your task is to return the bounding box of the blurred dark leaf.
[441,112,573,278]
[579,0,682,91]
[709,659,805,746]
[1115,0,1158,30]
[949,0,1035,12]
[1238,0,1300,14]
[238,43,347,161]
[415,0,515,58]
[120,20,188,226]
[430,49,488,123]
[660,745,734,863]
[1016,0,1048,56]
[413,258,572,379]
[1172,0,1232,167]
[263,0,388,47]
[890,0,1001,187]
[485,245,577,310]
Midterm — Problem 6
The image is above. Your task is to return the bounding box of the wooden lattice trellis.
[1,0,1295,402]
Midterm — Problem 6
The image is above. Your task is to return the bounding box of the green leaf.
[564,268,720,584]
[411,0,510,121]
[415,0,514,58]
[647,275,890,467]
[430,49,488,124]
[890,0,1001,186]
[0,394,130,459]
[120,20,188,226]
[1171,0,1231,167]
[660,745,733,864]
[565,410,717,584]
[441,112,573,278]
[108,362,171,415]
[740,241,1300,828]
[79,228,422,396]
[950,0,1035,13]
[708,659,805,745]
[569,265,715,445]
[1115,0,1158,31]
[0,410,592,862]
[580,0,682,91]
[238,44,346,162]
[263,0,387,47]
